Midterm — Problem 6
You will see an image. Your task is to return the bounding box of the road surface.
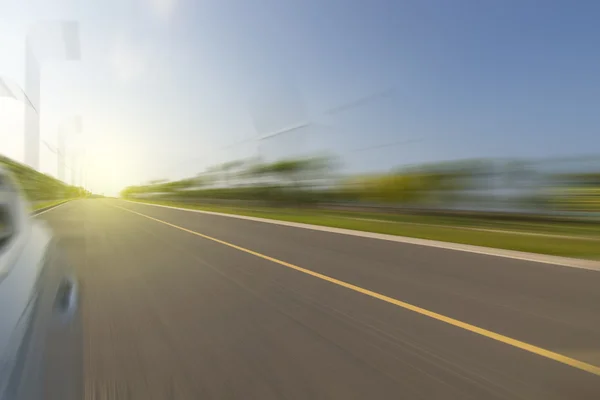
[40,199,600,399]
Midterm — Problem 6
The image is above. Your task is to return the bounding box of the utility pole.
[43,140,73,182]
[58,130,66,181]
[59,116,82,183]
[70,153,77,186]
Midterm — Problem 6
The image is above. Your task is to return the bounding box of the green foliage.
[120,154,600,212]
[121,155,487,205]
[0,155,88,200]
[120,177,196,197]
[121,155,339,201]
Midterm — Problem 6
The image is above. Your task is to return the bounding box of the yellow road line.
[114,203,600,377]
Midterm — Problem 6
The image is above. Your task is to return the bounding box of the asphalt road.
[40,199,600,399]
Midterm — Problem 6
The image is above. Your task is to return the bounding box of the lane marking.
[113,203,600,377]
[123,199,600,272]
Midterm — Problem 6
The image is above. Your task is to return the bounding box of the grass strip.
[30,198,73,213]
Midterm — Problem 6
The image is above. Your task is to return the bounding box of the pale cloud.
[146,0,178,22]
[109,37,148,82]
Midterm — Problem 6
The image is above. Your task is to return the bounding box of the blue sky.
[1,0,599,194]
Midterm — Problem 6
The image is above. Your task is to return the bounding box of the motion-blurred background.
[2,0,600,257]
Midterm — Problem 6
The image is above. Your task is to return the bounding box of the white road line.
[122,200,600,271]
[33,200,72,216]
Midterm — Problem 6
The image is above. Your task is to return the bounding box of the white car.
[0,167,80,400]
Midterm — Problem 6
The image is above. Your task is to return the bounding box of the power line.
[352,138,425,153]
[149,87,398,177]
[0,76,39,114]
[257,87,396,143]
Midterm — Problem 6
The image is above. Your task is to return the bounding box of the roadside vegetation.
[30,198,73,212]
[121,155,600,259]
[1,155,89,206]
